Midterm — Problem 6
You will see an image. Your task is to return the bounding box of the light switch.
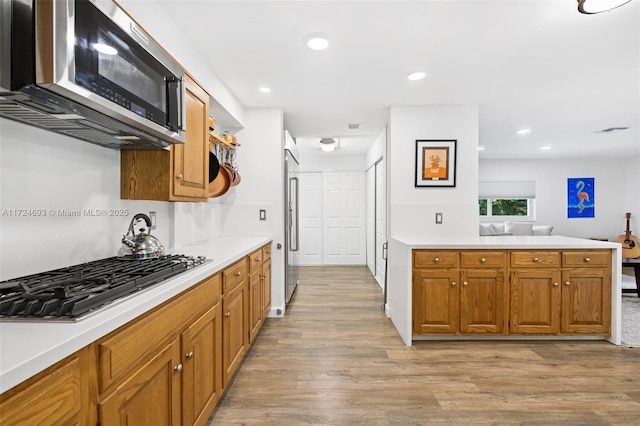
[259,209,266,221]
[435,212,443,224]
[149,211,157,229]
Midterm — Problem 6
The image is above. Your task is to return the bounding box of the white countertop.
[0,236,270,394]
[391,235,621,249]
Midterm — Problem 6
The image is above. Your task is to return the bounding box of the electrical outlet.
[149,211,157,229]
[435,212,443,224]
[259,209,266,221]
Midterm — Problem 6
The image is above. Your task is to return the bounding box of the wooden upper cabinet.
[120,73,209,202]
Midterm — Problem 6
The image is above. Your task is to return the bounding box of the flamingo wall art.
[567,177,595,218]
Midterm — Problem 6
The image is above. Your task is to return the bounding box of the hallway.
[208,266,640,425]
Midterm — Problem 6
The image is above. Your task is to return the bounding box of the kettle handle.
[131,213,152,233]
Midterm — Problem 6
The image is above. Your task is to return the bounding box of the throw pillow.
[505,222,533,236]
[480,224,496,236]
[532,225,553,236]
[491,223,505,234]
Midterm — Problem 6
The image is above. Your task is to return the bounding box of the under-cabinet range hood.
[0,0,186,150]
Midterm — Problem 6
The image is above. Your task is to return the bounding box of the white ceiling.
[156,0,640,159]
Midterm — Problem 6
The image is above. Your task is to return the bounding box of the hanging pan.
[208,144,231,197]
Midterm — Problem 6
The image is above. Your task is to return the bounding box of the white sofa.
[480,222,554,236]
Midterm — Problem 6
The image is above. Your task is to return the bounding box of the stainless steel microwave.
[0,0,186,149]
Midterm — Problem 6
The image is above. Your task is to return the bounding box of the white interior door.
[366,166,375,275]
[298,172,323,265]
[375,160,386,286]
[323,172,366,265]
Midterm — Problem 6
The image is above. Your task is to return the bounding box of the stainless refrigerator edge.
[284,131,300,305]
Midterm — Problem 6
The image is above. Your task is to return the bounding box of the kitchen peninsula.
[387,235,623,346]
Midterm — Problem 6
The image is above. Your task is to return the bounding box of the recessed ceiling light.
[478,146,485,151]
[406,71,427,81]
[259,87,271,93]
[516,129,531,135]
[305,34,331,51]
[540,146,551,150]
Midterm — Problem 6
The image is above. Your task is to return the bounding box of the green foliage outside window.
[491,199,528,216]
[479,198,529,217]
[479,199,487,215]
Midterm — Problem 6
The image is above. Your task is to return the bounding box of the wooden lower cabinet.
[0,347,94,426]
[100,340,182,426]
[414,249,612,337]
[262,259,272,318]
[561,267,611,334]
[222,280,248,387]
[510,268,561,334]
[181,304,222,426]
[413,250,507,335]
[413,268,459,334]
[249,267,264,343]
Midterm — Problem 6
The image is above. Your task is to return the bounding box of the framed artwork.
[567,177,594,218]
[415,139,457,187]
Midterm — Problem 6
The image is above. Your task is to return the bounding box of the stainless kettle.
[118,213,165,259]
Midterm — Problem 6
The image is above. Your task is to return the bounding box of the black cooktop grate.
[0,254,207,320]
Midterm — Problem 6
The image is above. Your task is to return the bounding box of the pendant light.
[577,0,632,14]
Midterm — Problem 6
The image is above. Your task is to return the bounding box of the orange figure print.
[422,147,449,180]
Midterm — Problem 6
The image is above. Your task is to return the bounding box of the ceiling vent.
[348,123,360,129]
[596,126,629,133]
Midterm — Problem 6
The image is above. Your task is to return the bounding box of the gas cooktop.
[0,254,209,321]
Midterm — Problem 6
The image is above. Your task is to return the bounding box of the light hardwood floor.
[207,266,640,425]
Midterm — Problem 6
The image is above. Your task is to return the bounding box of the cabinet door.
[248,268,263,344]
[412,269,459,334]
[0,348,91,426]
[510,269,561,334]
[460,268,506,334]
[561,268,611,334]
[100,340,182,426]
[222,281,248,387]
[172,74,208,199]
[181,304,222,426]
[262,259,272,319]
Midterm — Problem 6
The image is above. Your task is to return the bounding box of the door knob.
[451,282,457,287]
[463,281,468,287]
[174,364,183,373]
[564,281,571,286]
[185,351,194,360]
[225,312,231,318]
[176,174,183,180]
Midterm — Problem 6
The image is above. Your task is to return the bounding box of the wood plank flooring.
[207,266,640,425]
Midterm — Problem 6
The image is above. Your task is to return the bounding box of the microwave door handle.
[166,76,186,133]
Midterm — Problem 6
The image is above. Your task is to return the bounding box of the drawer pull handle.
[235,272,241,277]
[553,282,559,287]
[480,258,486,263]
[533,257,539,263]
[565,281,571,286]
[584,257,591,263]
[434,257,440,263]
[174,364,183,373]
[256,258,261,262]
[463,281,468,287]
[186,351,194,360]
[225,312,231,318]
[451,282,457,287]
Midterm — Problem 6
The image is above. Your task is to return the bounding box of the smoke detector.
[320,138,336,152]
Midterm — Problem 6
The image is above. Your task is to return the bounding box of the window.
[478,181,535,221]
[479,198,533,220]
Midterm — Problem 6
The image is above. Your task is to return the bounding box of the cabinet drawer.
[562,250,610,268]
[460,251,506,268]
[223,259,248,294]
[262,244,272,262]
[414,250,458,268]
[249,249,263,273]
[97,274,219,394]
[511,251,560,268]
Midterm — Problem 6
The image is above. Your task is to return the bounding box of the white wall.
[299,152,366,172]
[0,119,175,280]
[388,105,479,239]
[480,156,640,241]
[220,108,286,315]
